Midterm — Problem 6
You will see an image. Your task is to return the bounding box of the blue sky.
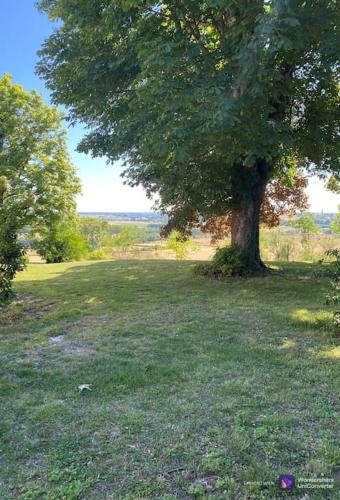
[0,0,338,212]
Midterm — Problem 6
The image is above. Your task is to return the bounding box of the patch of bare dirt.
[1,295,56,325]
[48,336,93,357]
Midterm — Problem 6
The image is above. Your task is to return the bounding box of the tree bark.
[230,160,269,271]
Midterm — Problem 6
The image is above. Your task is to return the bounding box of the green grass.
[0,260,339,499]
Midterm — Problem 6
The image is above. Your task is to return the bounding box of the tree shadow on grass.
[5,258,335,363]
[15,259,198,306]
[9,259,330,324]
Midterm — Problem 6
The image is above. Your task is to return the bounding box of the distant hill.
[281,212,337,229]
[79,211,337,229]
[78,212,168,223]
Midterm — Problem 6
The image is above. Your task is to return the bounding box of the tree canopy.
[37,0,340,272]
[290,212,318,243]
[0,75,80,299]
[79,216,112,252]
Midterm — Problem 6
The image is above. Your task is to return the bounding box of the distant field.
[24,212,340,266]
[0,260,339,498]
[26,237,217,264]
[27,230,340,265]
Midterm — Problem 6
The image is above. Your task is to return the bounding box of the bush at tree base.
[195,245,264,278]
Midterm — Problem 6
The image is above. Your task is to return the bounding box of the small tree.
[33,219,87,263]
[291,213,319,244]
[166,231,197,260]
[330,206,340,235]
[111,225,147,254]
[0,75,80,301]
[79,216,112,252]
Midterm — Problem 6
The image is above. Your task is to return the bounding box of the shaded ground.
[0,260,339,499]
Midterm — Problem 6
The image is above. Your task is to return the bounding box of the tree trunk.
[230,160,269,271]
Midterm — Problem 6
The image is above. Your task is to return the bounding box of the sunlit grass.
[0,260,338,499]
[317,346,340,359]
[279,339,296,349]
[291,308,333,330]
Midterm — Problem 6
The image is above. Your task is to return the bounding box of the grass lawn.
[0,260,339,499]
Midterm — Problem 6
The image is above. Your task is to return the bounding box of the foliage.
[260,174,308,228]
[290,213,319,243]
[0,75,80,299]
[79,217,112,252]
[214,244,261,276]
[324,249,340,331]
[274,238,296,262]
[261,229,297,261]
[166,231,197,260]
[330,206,340,235]
[196,244,257,278]
[87,249,108,261]
[327,175,340,194]
[260,227,339,263]
[326,280,340,331]
[325,248,340,275]
[111,225,147,253]
[298,242,316,263]
[0,219,25,303]
[37,0,340,269]
[33,219,87,263]
[201,174,308,242]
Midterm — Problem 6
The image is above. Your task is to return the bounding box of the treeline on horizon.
[76,211,338,229]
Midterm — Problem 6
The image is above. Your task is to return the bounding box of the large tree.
[37,0,339,272]
[0,75,80,300]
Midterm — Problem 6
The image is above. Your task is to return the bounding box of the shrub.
[166,231,197,260]
[213,245,251,276]
[195,245,256,278]
[316,248,340,278]
[33,223,87,263]
[326,248,340,274]
[322,248,340,331]
[87,249,108,261]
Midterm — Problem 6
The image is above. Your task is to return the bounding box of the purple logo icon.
[278,474,295,491]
